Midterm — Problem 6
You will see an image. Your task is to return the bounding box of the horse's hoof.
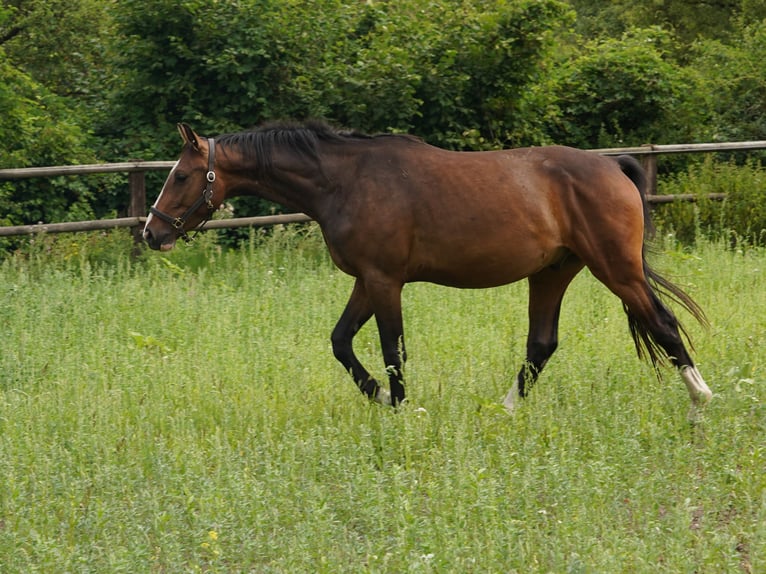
[681,366,712,405]
[374,387,392,406]
[502,377,521,414]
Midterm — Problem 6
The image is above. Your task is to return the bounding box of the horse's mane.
[216,121,422,175]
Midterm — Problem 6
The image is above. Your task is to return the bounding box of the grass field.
[1,228,764,573]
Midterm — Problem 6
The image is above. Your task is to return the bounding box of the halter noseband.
[150,138,217,242]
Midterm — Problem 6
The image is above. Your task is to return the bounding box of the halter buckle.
[203,187,215,210]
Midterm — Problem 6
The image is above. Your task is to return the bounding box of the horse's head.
[143,123,222,251]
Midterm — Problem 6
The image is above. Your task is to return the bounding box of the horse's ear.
[177,123,201,151]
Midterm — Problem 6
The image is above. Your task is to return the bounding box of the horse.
[143,121,712,414]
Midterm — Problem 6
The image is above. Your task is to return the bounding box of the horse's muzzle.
[143,225,176,251]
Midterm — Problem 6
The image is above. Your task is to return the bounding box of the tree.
[0,0,121,230]
[691,22,766,141]
[1,0,113,109]
[566,0,753,44]
[547,28,705,148]
[627,0,743,45]
[102,0,573,156]
[0,47,99,227]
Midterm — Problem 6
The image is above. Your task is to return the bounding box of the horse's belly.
[406,247,567,288]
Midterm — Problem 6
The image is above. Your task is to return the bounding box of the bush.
[654,156,766,246]
[548,27,704,148]
[0,47,106,231]
[105,0,572,153]
[690,22,766,141]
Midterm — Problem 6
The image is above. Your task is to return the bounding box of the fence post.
[640,145,658,198]
[128,170,146,246]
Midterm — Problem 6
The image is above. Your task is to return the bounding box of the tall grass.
[1,229,764,572]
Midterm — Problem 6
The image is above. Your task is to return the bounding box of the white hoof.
[374,387,392,406]
[502,377,521,414]
[681,366,712,406]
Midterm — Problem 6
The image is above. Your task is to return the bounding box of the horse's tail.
[615,155,708,366]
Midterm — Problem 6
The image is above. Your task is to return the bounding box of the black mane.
[215,121,422,175]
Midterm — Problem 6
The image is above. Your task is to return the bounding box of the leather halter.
[150,138,217,242]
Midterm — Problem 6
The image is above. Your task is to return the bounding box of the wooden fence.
[1,140,765,240]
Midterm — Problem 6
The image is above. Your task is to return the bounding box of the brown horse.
[143,122,712,413]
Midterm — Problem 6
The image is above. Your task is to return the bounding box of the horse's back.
[325,141,643,288]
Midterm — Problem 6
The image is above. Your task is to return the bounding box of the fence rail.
[0,213,313,237]
[1,140,765,239]
[591,140,766,155]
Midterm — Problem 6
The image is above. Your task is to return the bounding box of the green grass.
[1,229,764,573]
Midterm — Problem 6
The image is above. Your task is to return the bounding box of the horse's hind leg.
[504,259,583,413]
[620,281,711,405]
[590,264,712,409]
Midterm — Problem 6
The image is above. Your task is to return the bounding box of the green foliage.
[1,229,140,273]
[104,0,572,154]
[655,157,766,246]
[0,1,120,232]
[627,0,746,44]
[567,0,757,45]
[0,0,113,107]
[690,22,766,141]
[1,236,764,571]
[0,47,102,229]
[333,0,575,148]
[548,28,703,147]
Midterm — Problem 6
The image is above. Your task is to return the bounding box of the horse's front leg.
[331,278,391,405]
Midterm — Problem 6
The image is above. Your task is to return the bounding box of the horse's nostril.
[143,227,162,250]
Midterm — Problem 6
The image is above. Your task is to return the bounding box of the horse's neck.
[224,151,335,220]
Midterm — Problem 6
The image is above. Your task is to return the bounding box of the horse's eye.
[175,172,188,182]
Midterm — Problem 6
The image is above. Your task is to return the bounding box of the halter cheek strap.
[150,137,217,242]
